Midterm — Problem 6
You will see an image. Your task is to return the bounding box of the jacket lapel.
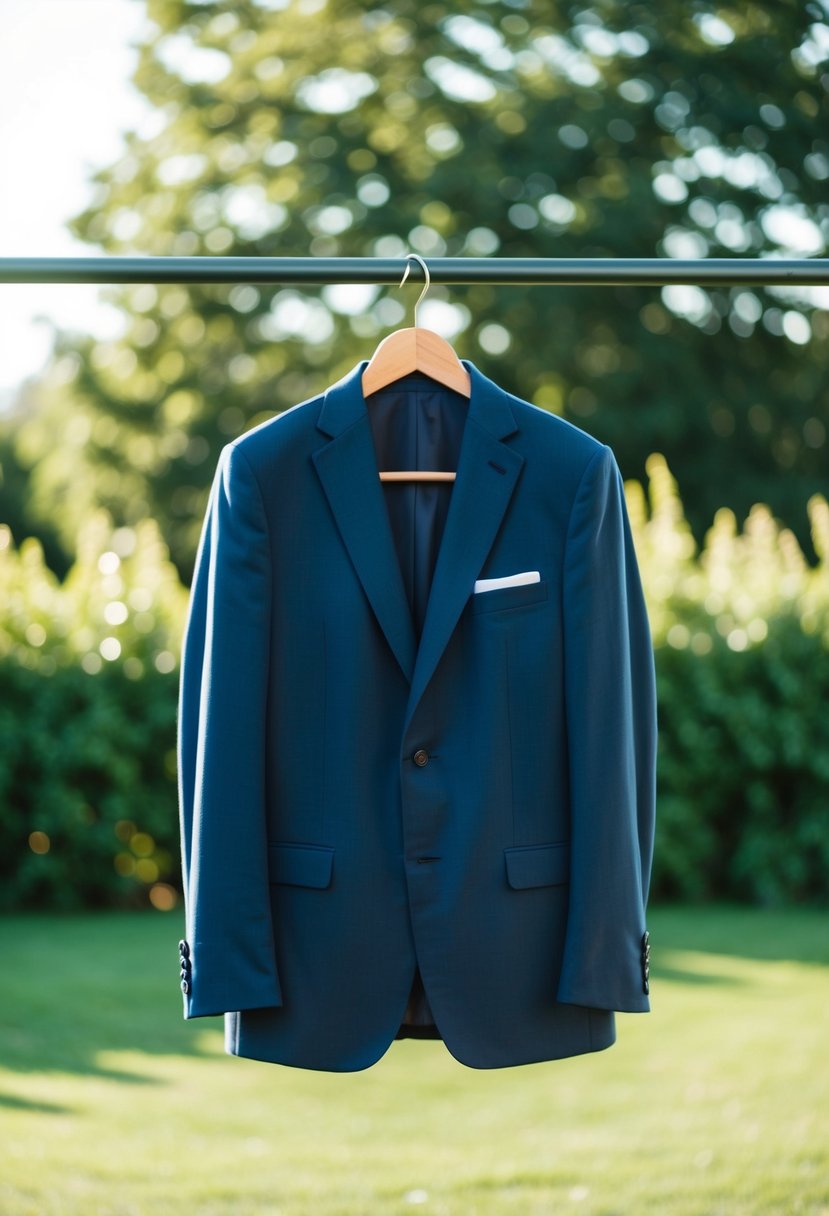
[313,359,524,727]
[312,363,418,683]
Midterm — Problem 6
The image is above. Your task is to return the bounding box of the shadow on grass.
[1,910,221,1085]
[0,1091,74,1114]
[648,902,829,967]
[652,963,747,987]
[2,904,826,1089]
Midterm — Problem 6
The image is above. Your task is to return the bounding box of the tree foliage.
[3,0,829,582]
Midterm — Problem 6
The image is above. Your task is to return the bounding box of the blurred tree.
[5,0,828,583]
[0,381,74,581]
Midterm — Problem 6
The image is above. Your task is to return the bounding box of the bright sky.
[0,0,151,408]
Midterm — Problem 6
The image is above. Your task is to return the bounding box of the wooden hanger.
[362,254,470,483]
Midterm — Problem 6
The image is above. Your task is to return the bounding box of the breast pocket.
[470,578,549,615]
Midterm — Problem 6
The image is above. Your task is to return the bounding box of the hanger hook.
[399,254,430,327]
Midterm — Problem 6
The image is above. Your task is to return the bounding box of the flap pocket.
[471,579,548,615]
[268,842,334,888]
[504,842,569,889]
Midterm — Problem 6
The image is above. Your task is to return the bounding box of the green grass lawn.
[1,905,827,1216]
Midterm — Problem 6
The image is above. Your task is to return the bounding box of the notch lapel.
[312,359,524,725]
[313,362,418,683]
[403,364,523,732]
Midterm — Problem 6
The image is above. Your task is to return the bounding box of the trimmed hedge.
[0,661,178,911]
[0,510,185,911]
[654,615,829,904]
[1,457,828,909]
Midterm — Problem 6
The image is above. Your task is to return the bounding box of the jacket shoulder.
[510,393,605,455]
[504,392,611,498]
[223,391,325,473]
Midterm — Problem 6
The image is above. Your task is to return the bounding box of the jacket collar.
[312,359,525,734]
[315,357,518,440]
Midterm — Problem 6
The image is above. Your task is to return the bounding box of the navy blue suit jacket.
[177,358,656,1072]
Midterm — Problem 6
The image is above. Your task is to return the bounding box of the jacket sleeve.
[556,444,656,1013]
[177,441,283,1018]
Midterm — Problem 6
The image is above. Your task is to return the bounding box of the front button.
[413,749,430,766]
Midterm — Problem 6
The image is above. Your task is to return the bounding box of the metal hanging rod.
[1,256,828,286]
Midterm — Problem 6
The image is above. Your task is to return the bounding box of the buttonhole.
[488,460,506,475]
[416,856,441,863]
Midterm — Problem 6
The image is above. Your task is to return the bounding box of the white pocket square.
[473,570,541,594]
